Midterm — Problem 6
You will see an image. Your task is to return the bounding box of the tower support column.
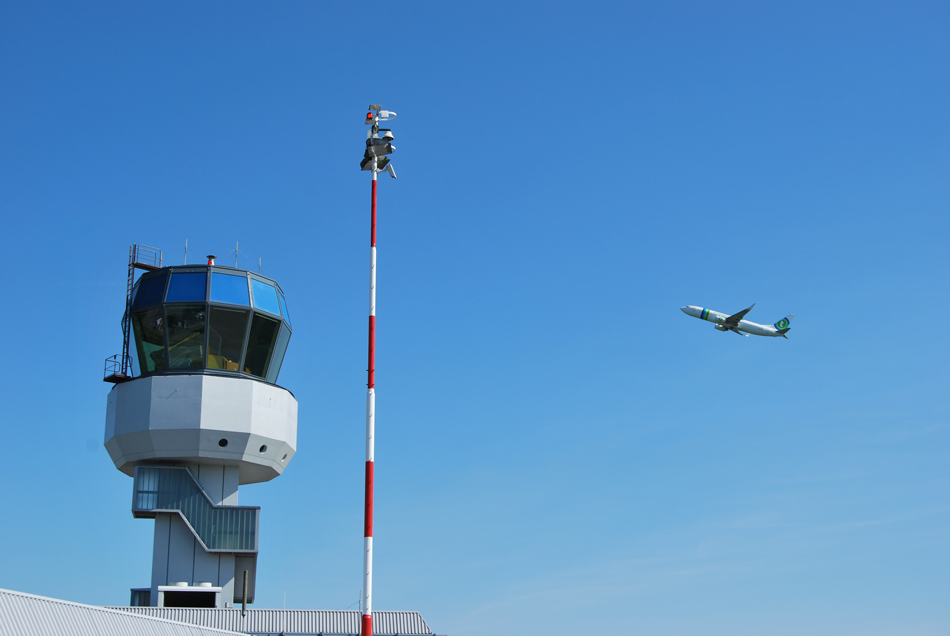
[148,465,241,607]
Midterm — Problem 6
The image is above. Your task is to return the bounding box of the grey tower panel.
[105,374,297,485]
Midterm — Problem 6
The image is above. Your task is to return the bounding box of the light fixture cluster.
[361,104,397,178]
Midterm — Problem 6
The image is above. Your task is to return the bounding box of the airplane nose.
[680,306,689,314]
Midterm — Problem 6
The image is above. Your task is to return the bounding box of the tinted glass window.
[166,305,206,369]
[244,314,280,378]
[208,308,248,371]
[278,290,290,325]
[127,329,141,376]
[165,272,207,302]
[251,279,281,316]
[210,273,250,306]
[131,308,166,373]
[132,273,168,309]
[266,325,291,384]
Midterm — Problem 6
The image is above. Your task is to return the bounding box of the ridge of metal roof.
[0,587,245,636]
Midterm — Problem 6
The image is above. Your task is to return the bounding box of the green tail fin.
[774,314,794,330]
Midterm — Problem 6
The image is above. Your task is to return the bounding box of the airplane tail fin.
[774,314,794,331]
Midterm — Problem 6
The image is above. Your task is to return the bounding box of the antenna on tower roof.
[232,241,248,268]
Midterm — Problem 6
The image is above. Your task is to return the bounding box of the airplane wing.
[723,303,755,328]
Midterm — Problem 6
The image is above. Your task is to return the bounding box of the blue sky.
[1,3,948,635]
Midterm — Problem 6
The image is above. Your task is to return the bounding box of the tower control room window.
[210,272,250,306]
[266,324,291,384]
[131,308,166,373]
[250,279,281,316]
[244,314,280,378]
[277,290,290,325]
[132,272,167,309]
[166,305,206,369]
[207,308,248,371]
[165,272,207,302]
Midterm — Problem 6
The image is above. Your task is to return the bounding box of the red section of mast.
[364,462,374,537]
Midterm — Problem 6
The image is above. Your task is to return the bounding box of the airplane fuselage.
[680,305,788,337]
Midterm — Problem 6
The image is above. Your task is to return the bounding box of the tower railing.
[103,354,133,383]
[132,244,163,270]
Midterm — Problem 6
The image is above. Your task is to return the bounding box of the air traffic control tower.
[103,245,296,610]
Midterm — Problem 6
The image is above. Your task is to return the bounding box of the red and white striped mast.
[360,104,397,636]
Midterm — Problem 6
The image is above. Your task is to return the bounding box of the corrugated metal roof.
[109,607,434,635]
[0,588,245,636]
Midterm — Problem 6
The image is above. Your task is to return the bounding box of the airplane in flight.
[680,304,794,338]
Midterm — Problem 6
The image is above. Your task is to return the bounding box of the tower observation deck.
[104,253,298,609]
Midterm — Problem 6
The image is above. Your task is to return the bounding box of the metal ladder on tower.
[119,244,136,376]
[104,243,163,383]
